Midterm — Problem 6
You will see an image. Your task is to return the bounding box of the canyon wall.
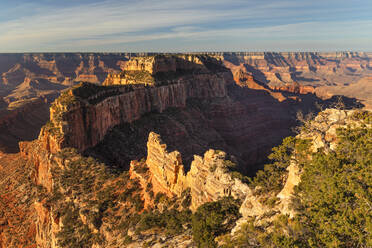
[1,52,370,153]
[217,52,372,107]
[0,53,129,152]
[42,56,227,153]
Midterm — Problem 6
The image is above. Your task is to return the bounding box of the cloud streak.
[0,0,371,51]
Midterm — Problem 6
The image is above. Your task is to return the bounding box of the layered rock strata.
[137,132,252,211]
[42,56,227,153]
[1,52,371,153]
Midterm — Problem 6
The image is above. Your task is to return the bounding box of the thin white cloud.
[0,0,371,51]
[62,20,372,45]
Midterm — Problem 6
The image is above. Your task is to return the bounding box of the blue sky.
[0,0,371,52]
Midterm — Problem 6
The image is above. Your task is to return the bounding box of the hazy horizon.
[1,51,372,54]
[0,0,371,52]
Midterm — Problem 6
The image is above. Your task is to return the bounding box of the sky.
[0,0,371,52]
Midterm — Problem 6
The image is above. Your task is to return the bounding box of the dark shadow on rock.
[322,95,365,109]
[83,78,364,177]
[291,71,320,83]
[0,97,53,153]
[243,64,269,84]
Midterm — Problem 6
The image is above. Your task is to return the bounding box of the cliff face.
[42,56,227,153]
[0,53,129,152]
[219,52,372,100]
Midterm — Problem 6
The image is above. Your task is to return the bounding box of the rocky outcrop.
[34,201,60,248]
[237,108,370,226]
[186,150,251,210]
[146,132,188,197]
[139,132,252,211]
[19,140,54,192]
[276,109,370,217]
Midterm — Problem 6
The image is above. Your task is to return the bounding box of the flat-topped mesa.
[141,131,251,211]
[103,54,229,86]
[123,55,207,74]
[39,55,228,154]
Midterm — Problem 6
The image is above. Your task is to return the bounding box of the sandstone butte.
[3,54,369,247]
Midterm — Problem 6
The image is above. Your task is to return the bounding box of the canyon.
[0,53,371,247]
[0,52,371,153]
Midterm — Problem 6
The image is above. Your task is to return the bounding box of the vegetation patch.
[192,197,241,247]
[229,121,371,247]
[250,136,311,196]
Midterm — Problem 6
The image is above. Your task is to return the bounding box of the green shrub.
[291,126,372,247]
[192,197,241,247]
[250,136,310,195]
[137,209,192,236]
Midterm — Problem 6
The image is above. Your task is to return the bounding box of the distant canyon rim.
[0,52,370,158]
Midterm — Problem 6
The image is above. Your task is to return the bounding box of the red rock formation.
[140,132,252,211]
[19,140,54,191]
[42,56,227,153]
[270,82,315,94]
[145,132,188,198]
